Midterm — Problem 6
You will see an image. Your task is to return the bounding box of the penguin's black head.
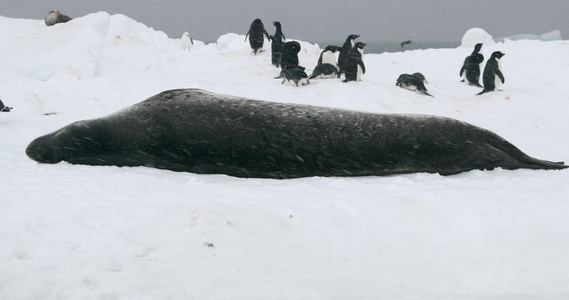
[273,21,281,27]
[325,45,342,52]
[354,42,366,49]
[291,41,301,52]
[412,72,426,82]
[492,51,505,59]
[348,34,360,41]
[474,43,483,52]
[252,19,263,25]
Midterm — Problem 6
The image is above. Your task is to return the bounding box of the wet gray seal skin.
[45,10,72,26]
[26,89,567,178]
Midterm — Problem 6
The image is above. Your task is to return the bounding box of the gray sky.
[3,0,568,43]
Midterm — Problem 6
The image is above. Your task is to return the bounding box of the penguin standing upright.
[245,19,270,55]
[180,32,194,52]
[338,34,359,75]
[342,42,366,83]
[309,45,342,79]
[270,21,286,67]
[477,51,505,95]
[460,43,484,87]
[276,41,301,78]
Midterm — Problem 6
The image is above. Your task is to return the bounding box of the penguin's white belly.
[317,73,338,79]
[356,65,362,81]
[401,83,417,91]
[282,77,309,87]
[494,75,501,90]
[494,60,503,90]
[321,52,337,67]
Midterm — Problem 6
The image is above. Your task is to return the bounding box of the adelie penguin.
[270,22,286,67]
[245,19,270,55]
[309,64,340,79]
[275,41,301,79]
[477,51,505,95]
[338,34,359,75]
[282,66,310,87]
[0,99,12,112]
[460,43,484,87]
[396,73,433,97]
[317,45,342,67]
[309,45,342,79]
[342,42,366,83]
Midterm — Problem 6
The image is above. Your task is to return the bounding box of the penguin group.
[241,19,507,96]
[457,42,506,95]
[243,19,370,87]
[38,12,506,96]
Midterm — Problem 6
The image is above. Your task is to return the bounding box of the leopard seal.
[25,89,567,178]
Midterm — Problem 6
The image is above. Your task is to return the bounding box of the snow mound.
[0,12,110,82]
[460,28,496,48]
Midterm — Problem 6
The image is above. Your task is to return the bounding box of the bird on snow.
[180,32,194,52]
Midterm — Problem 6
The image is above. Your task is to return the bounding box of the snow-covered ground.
[1,12,568,300]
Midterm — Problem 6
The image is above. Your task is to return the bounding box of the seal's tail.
[489,133,568,170]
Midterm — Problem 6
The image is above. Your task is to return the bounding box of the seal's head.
[44,10,60,26]
[26,121,103,164]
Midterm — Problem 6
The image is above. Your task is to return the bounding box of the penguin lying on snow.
[309,45,342,79]
[396,73,433,97]
[460,43,484,87]
[309,64,339,79]
[282,66,310,87]
[180,32,194,52]
[275,41,301,79]
[1,99,12,112]
[342,42,366,83]
[270,21,286,67]
[318,45,342,66]
[477,51,505,95]
[245,19,270,55]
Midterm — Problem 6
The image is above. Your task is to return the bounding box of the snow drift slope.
[1,12,569,300]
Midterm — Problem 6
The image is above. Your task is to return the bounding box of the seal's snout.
[25,137,62,163]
